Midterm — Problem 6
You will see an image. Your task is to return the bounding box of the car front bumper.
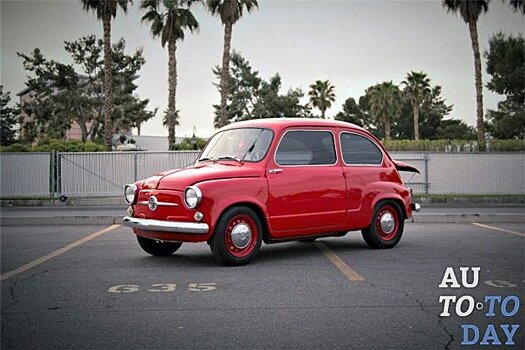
[122,216,209,234]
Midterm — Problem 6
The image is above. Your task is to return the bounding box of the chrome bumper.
[122,216,209,234]
[412,203,421,212]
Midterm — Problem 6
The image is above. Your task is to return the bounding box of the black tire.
[210,206,263,266]
[137,236,182,256]
[361,200,404,249]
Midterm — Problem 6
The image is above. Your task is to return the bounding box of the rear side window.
[276,130,336,166]
[340,132,383,165]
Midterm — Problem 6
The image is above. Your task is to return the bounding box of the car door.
[266,129,346,237]
[339,131,385,219]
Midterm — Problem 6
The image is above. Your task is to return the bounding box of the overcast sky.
[1,0,523,138]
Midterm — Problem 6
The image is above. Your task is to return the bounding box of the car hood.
[146,162,261,191]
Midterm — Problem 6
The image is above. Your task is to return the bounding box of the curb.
[411,213,524,224]
[0,216,122,226]
[1,214,523,226]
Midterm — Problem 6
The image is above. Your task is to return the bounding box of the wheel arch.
[208,201,270,243]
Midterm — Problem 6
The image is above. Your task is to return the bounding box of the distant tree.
[141,0,199,150]
[18,36,155,142]
[435,119,477,139]
[206,0,259,127]
[443,0,489,143]
[367,82,401,140]
[212,52,311,127]
[401,71,431,140]
[508,0,524,13]
[485,32,525,138]
[308,80,336,119]
[81,0,132,150]
[395,85,453,139]
[162,109,181,129]
[485,33,524,103]
[334,97,373,128]
[0,86,19,146]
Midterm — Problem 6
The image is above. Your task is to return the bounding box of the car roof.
[221,118,367,134]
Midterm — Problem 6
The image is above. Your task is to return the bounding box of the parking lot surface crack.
[366,281,454,349]
[1,270,49,349]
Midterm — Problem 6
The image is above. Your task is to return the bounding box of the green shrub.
[83,141,106,152]
[0,138,107,153]
[382,139,524,152]
[0,143,32,152]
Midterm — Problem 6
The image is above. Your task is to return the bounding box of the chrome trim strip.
[122,216,209,234]
[274,129,338,167]
[339,131,384,167]
[137,201,178,207]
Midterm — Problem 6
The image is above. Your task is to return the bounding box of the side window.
[340,132,383,165]
[276,130,336,166]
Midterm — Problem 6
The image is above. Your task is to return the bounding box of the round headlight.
[124,184,137,204]
[184,186,202,209]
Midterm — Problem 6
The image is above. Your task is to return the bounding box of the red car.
[123,118,420,266]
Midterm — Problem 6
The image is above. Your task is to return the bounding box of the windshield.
[198,128,273,163]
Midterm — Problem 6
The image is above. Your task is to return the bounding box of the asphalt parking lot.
[1,222,523,349]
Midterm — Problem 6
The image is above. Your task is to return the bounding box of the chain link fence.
[0,153,53,197]
[1,151,524,197]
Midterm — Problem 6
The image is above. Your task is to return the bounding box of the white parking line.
[315,242,364,282]
[472,223,525,238]
[0,224,120,282]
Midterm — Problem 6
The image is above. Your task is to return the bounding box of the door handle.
[268,169,283,174]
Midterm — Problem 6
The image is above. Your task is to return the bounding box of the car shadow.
[130,232,385,268]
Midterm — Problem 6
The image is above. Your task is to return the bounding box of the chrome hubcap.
[230,223,252,249]
[380,212,395,234]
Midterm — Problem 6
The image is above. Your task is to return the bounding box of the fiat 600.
[123,119,420,266]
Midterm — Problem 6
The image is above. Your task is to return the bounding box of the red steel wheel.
[210,206,263,266]
[374,204,399,241]
[362,200,404,249]
[224,214,258,258]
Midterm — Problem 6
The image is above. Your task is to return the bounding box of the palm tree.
[308,80,336,119]
[401,71,431,141]
[206,0,258,128]
[368,82,401,140]
[508,0,524,14]
[443,0,489,143]
[141,0,199,150]
[162,109,181,128]
[81,0,131,151]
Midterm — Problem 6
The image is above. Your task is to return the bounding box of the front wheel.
[210,206,263,266]
[361,201,404,249]
[137,236,182,256]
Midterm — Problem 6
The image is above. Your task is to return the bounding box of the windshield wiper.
[198,157,216,163]
[217,155,242,163]
[241,130,264,161]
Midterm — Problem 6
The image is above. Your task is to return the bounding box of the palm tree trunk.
[413,104,420,141]
[167,37,177,150]
[219,21,233,128]
[468,20,485,144]
[385,116,392,140]
[103,15,113,151]
[321,108,326,119]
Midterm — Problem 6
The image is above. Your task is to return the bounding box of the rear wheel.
[137,236,182,256]
[361,201,404,249]
[210,206,262,266]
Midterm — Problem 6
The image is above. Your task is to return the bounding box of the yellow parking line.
[1,224,120,282]
[472,223,525,238]
[315,242,364,282]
